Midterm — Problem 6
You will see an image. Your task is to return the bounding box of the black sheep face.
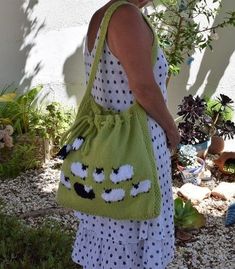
[74,182,95,200]
[93,167,105,183]
[56,144,71,160]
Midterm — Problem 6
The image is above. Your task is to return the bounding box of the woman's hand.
[165,123,181,151]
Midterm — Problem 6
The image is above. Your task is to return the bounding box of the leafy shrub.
[0,212,80,269]
[0,86,76,177]
[29,102,76,151]
[0,141,41,178]
[205,97,234,122]
[150,0,235,76]
[0,86,75,150]
[0,86,42,135]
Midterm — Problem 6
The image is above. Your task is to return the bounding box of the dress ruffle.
[72,225,175,269]
[74,210,174,244]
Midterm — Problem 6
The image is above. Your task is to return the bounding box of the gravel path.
[0,157,234,269]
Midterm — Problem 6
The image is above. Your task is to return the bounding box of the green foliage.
[174,197,206,229]
[0,142,41,178]
[0,85,75,146]
[0,86,75,177]
[29,102,76,148]
[205,96,234,122]
[0,211,80,269]
[178,144,198,167]
[150,0,235,76]
[0,88,17,126]
[224,158,235,174]
[0,86,42,135]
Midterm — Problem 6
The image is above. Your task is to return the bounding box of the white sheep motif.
[101,188,125,203]
[71,162,88,179]
[130,180,151,197]
[110,164,134,184]
[72,136,84,150]
[93,168,105,183]
[60,171,71,189]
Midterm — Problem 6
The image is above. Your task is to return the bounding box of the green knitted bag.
[56,0,161,220]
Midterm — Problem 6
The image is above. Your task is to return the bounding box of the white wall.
[0,0,106,105]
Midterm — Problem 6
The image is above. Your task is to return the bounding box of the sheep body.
[71,162,88,179]
[101,188,125,202]
[130,180,151,197]
[110,164,134,184]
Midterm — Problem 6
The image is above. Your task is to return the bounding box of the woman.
[71,0,180,268]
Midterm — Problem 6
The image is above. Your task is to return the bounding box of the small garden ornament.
[225,202,235,227]
[177,145,205,185]
[0,125,14,149]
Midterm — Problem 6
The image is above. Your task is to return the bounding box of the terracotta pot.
[208,135,225,154]
[214,152,235,174]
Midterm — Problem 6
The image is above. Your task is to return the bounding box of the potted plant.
[177,144,205,185]
[205,94,235,154]
[177,94,235,157]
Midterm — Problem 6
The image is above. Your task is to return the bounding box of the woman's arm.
[107,5,180,149]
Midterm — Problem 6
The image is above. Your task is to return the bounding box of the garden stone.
[177,183,211,204]
[211,182,235,200]
[200,177,216,190]
[199,169,212,181]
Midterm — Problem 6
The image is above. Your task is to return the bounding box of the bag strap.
[85,1,132,99]
[85,0,158,98]
[60,1,158,146]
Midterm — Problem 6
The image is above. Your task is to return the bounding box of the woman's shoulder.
[108,2,143,26]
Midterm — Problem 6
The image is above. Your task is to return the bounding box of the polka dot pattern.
[72,29,174,268]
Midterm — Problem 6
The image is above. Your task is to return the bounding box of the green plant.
[29,102,76,149]
[174,197,206,229]
[0,85,42,135]
[178,144,198,167]
[150,0,235,77]
[204,94,235,139]
[0,89,17,126]
[223,158,235,174]
[0,142,41,178]
[0,85,76,178]
[0,210,80,269]
[205,96,234,122]
[177,94,235,145]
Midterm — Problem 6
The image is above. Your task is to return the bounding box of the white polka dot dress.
[71,26,175,269]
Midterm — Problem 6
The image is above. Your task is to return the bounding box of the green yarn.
[56,0,162,220]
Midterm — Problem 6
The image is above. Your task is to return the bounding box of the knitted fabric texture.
[56,0,161,220]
